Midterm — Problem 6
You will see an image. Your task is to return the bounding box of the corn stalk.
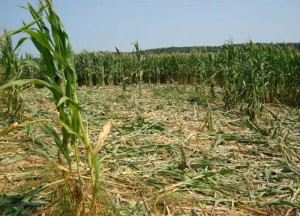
[0,30,23,119]
[0,1,112,214]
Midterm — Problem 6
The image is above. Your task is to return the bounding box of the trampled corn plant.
[0,1,112,214]
[0,30,24,120]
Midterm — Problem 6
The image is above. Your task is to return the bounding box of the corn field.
[73,43,300,108]
[1,0,300,215]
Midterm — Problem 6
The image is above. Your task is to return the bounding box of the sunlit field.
[1,1,299,215]
[1,84,300,215]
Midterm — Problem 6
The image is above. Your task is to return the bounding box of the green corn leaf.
[14,185,48,216]
[23,29,54,52]
[57,121,78,136]
[56,95,81,110]
[22,59,40,70]
[0,79,52,90]
[8,18,41,37]
[14,37,29,51]
[0,194,23,207]
[39,123,62,148]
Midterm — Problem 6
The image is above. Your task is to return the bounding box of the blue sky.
[0,0,299,55]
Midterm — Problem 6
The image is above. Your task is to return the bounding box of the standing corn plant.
[115,47,127,96]
[0,0,112,214]
[133,42,143,88]
[0,30,24,120]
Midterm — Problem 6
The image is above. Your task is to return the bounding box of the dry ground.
[1,84,299,215]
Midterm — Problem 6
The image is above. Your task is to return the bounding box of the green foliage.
[72,43,300,111]
[216,42,300,120]
[141,42,300,54]
[0,30,24,119]
[0,0,112,214]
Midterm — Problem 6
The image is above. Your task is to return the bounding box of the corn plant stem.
[90,156,100,214]
[78,114,95,185]
[77,111,99,211]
